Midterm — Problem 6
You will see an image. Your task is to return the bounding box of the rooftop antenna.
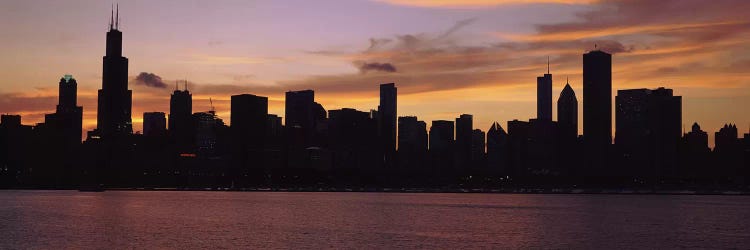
[209,98,215,114]
[184,79,188,91]
[547,56,550,74]
[566,76,569,85]
[115,3,119,30]
[109,4,114,30]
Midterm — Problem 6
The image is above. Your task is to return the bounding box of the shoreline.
[3,187,749,195]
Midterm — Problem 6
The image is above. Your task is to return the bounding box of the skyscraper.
[230,94,269,169]
[397,116,428,170]
[583,49,612,172]
[557,81,578,140]
[169,83,192,133]
[615,87,682,178]
[169,83,192,150]
[55,75,83,145]
[486,122,508,175]
[379,83,397,168]
[537,62,552,121]
[455,114,473,169]
[285,90,315,147]
[143,112,166,137]
[429,120,454,172]
[96,7,132,137]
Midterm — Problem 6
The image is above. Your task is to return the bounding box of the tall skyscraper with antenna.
[96,5,132,137]
[536,58,552,121]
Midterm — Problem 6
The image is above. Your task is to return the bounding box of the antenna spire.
[115,3,119,30]
[547,56,550,74]
[184,79,188,91]
[109,4,114,30]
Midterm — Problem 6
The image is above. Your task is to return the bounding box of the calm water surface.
[1,191,749,249]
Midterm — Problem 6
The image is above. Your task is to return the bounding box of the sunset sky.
[1,0,749,146]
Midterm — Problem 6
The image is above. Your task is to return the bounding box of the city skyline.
[1,1,750,146]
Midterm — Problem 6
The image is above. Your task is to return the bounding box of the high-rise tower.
[379,83,397,167]
[583,49,612,172]
[96,5,132,137]
[537,59,552,121]
[557,80,578,140]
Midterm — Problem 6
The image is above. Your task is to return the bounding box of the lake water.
[1,191,749,249]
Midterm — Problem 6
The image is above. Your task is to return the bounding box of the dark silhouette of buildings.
[615,88,682,179]
[487,122,509,175]
[397,116,427,172]
[143,112,166,137]
[429,120,454,173]
[169,83,192,150]
[94,8,132,138]
[471,129,486,171]
[583,49,612,175]
[537,63,552,121]
[230,94,268,171]
[2,12,749,190]
[328,108,377,171]
[556,81,579,176]
[378,83,397,168]
[455,114,473,171]
[557,81,577,141]
[285,90,316,147]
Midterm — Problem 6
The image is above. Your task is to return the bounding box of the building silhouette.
[556,81,579,176]
[471,129,486,171]
[455,114,473,171]
[557,81,578,140]
[615,88,682,179]
[397,116,428,171]
[486,122,509,175]
[169,83,192,150]
[537,63,552,121]
[328,108,377,170]
[583,49,612,174]
[143,112,166,137]
[230,94,268,170]
[285,90,316,148]
[429,120,454,173]
[95,8,132,138]
[378,83,397,168]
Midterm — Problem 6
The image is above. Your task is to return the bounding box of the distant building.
[143,112,166,137]
[285,90,315,147]
[328,108,377,170]
[557,81,578,140]
[378,83,397,168]
[508,120,530,176]
[430,120,454,173]
[455,114,473,170]
[230,94,268,169]
[684,122,709,153]
[46,75,83,146]
[169,84,192,147]
[397,116,427,171]
[486,122,509,175]
[537,68,552,121]
[583,49,612,173]
[95,15,132,137]
[615,87,682,178]
[715,124,739,153]
[471,129,486,170]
